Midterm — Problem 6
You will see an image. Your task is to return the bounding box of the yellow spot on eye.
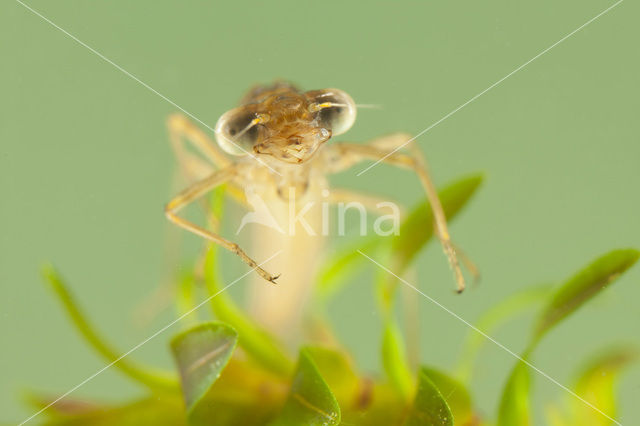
[255,113,270,123]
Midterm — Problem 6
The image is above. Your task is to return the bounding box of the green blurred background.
[2,0,639,424]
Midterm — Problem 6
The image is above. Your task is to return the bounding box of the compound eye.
[214,107,266,155]
[306,89,357,136]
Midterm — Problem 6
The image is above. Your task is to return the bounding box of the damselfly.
[165,82,467,334]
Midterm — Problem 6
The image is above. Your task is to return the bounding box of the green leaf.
[422,367,474,424]
[497,361,531,426]
[499,250,638,426]
[381,320,413,400]
[42,265,178,392]
[533,249,639,343]
[570,346,638,426]
[404,368,453,426]
[270,349,340,426]
[304,346,360,405]
[172,357,285,425]
[457,285,552,381]
[392,173,484,272]
[30,395,185,426]
[315,237,380,302]
[204,247,292,376]
[170,321,237,420]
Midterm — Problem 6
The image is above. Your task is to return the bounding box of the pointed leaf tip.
[534,249,639,342]
[171,322,237,413]
[422,367,474,424]
[404,368,454,426]
[270,348,340,426]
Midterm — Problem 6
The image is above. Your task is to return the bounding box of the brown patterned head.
[215,84,356,164]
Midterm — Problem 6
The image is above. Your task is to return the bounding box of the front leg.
[325,138,466,292]
[165,165,280,284]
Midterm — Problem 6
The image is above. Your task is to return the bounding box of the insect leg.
[165,166,280,284]
[329,142,466,292]
[378,140,481,283]
[168,112,247,217]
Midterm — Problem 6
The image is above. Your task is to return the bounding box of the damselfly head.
[215,84,356,164]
